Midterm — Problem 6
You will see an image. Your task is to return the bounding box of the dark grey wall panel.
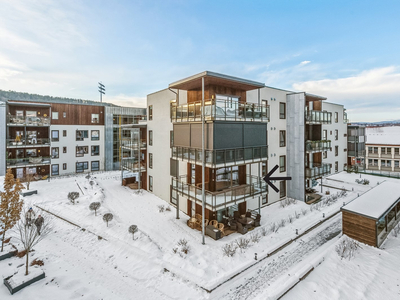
[214,123,243,149]
[243,124,267,147]
[173,124,191,147]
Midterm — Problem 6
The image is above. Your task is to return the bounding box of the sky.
[0,0,399,122]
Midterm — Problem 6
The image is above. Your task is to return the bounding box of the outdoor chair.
[217,223,225,235]
[188,217,197,229]
[209,220,218,228]
[237,222,248,235]
[254,214,261,227]
[245,211,252,218]
[229,220,237,231]
[195,214,202,222]
[233,211,240,220]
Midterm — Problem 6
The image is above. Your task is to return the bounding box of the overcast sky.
[1,0,399,122]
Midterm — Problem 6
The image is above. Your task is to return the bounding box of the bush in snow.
[128,225,138,240]
[222,242,237,257]
[68,192,79,205]
[158,205,165,213]
[235,237,250,252]
[260,226,269,237]
[89,202,101,216]
[85,173,91,180]
[295,211,300,219]
[335,236,362,260]
[165,206,171,212]
[173,239,190,257]
[89,180,95,189]
[301,208,308,216]
[278,219,286,228]
[287,214,294,224]
[249,232,261,244]
[270,222,277,233]
[103,213,113,227]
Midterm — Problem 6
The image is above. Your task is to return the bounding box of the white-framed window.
[51,164,59,175]
[149,176,153,192]
[76,146,88,157]
[149,130,153,146]
[91,130,99,141]
[149,153,153,169]
[52,112,59,120]
[91,114,99,123]
[91,145,100,156]
[51,130,59,142]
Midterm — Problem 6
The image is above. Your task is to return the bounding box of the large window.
[51,130,59,142]
[91,161,100,171]
[216,166,239,191]
[51,164,59,175]
[52,112,59,120]
[279,130,286,147]
[26,149,37,157]
[149,153,153,169]
[279,155,286,172]
[279,102,286,119]
[76,130,88,141]
[149,105,153,120]
[76,162,89,173]
[91,146,100,156]
[51,147,59,159]
[76,146,88,157]
[91,114,99,123]
[91,130,99,141]
[262,194,268,205]
[149,130,153,146]
[149,176,153,192]
[279,181,286,198]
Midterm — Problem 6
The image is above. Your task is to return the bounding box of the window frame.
[335,146,339,156]
[51,130,59,142]
[91,161,100,171]
[149,130,153,146]
[91,113,99,124]
[63,146,67,154]
[63,130,67,137]
[279,130,286,147]
[51,147,59,159]
[335,112,338,123]
[52,112,59,120]
[335,129,338,140]
[149,153,153,169]
[279,181,286,198]
[63,163,67,170]
[279,155,286,172]
[76,146,88,157]
[149,175,153,192]
[91,130,100,141]
[76,130,88,141]
[51,164,59,175]
[279,102,286,119]
[91,145,100,156]
[149,105,153,120]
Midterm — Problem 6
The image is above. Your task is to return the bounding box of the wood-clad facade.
[50,103,105,125]
[342,211,377,247]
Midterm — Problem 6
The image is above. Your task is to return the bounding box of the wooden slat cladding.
[8,105,50,117]
[50,103,104,125]
[342,211,377,247]
[187,84,247,103]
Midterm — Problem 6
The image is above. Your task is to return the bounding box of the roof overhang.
[305,93,327,101]
[7,101,51,107]
[169,71,265,91]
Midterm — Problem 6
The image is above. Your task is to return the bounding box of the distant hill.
[352,120,400,126]
[0,89,117,107]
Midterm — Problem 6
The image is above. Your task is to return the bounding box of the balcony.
[305,140,331,153]
[120,139,147,150]
[6,156,51,168]
[6,138,51,148]
[172,146,268,168]
[305,110,332,124]
[305,163,331,179]
[121,158,147,173]
[7,115,50,126]
[171,175,268,211]
[171,99,269,123]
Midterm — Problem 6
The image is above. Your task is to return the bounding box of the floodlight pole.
[202,77,205,245]
[98,82,105,102]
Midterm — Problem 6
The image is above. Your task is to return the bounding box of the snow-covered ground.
[0,171,399,299]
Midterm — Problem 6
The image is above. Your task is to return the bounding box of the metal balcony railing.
[121,158,147,172]
[305,110,332,124]
[305,163,331,179]
[171,146,268,167]
[6,138,51,147]
[7,115,50,126]
[305,140,331,152]
[171,175,268,211]
[6,156,51,167]
[171,99,269,122]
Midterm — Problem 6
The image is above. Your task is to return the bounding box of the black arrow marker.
[263,164,292,193]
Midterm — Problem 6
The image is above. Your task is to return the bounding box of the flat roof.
[366,126,400,145]
[342,181,400,219]
[8,101,51,107]
[169,71,265,91]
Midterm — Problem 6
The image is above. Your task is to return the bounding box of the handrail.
[7,115,50,126]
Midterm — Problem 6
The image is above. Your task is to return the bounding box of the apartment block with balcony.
[347,125,366,170]
[365,127,400,172]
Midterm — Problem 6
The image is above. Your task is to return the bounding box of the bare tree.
[68,192,79,205]
[89,202,101,216]
[89,180,95,189]
[128,225,138,240]
[14,209,52,275]
[23,172,34,191]
[0,169,24,252]
[103,213,113,227]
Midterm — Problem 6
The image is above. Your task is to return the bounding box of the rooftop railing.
[7,115,50,126]
[305,110,332,124]
[171,99,269,122]
[305,140,331,152]
[172,146,268,167]
[171,174,268,211]
[6,156,51,168]
[305,163,331,179]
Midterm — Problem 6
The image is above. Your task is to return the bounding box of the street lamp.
[98,82,105,102]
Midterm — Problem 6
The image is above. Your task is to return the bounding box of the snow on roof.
[342,181,400,219]
[366,126,400,145]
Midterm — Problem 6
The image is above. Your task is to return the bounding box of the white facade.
[50,125,105,175]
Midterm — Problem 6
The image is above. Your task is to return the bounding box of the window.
[262,194,268,205]
[387,148,392,154]
[51,164,59,175]
[395,148,399,156]
[51,130,59,141]
[149,105,153,120]
[63,163,67,170]
[368,147,373,153]
[149,153,153,169]
[76,130,88,141]
[149,130,153,146]
[279,102,286,119]
[63,112,66,118]
[91,161,100,171]
[279,181,286,198]
[323,151,327,159]
[63,130,67,137]
[395,161,399,168]
[76,162,84,173]
[323,130,327,140]
[279,155,286,172]
[26,149,37,157]
[91,114,99,123]
[91,145,100,156]
[335,161,338,172]
[374,147,378,153]
[170,130,174,148]
[335,130,338,140]
[335,146,338,156]
[279,130,286,147]
[149,176,153,192]
[63,147,67,153]
[91,130,99,141]
[335,112,338,123]
[51,147,59,159]
[52,112,59,120]
[262,162,267,176]
[76,146,88,157]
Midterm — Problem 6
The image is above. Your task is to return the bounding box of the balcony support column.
[201,77,205,245]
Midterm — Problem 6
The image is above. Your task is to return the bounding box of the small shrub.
[250,232,261,244]
[301,208,308,216]
[30,258,44,266]
[222,243,237,257]
[235,238,250,252]
[165,206,171,212]
[335,236,362,260]
[128,225,138,240]
[260,226,269,237]
[89,180,95,189]
[278,219,286,228]
[158,205,165,213]
[89,202,101,216]
[173,239,190,257]
[85,173,91,180]
[68,192,79,205]
[103,213,114,227]
[270,222,277,233]
[287,215,294,223]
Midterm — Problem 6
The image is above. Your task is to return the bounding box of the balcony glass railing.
[172,146,268,166]
[305,140,331,152]
[171,99,269,122]
[171,174,268,211]
[7,115,50,126]
[305,110,332,124]
[121,158,146,172]
[120,139,147,149]
[6,156,51,167]
[305,163,331,179]
[6,138,51,147]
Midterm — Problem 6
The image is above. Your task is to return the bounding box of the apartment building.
[136,71,348,221]
[347,124,366,170]
[365,126,400,172]
[0,99,145,178]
